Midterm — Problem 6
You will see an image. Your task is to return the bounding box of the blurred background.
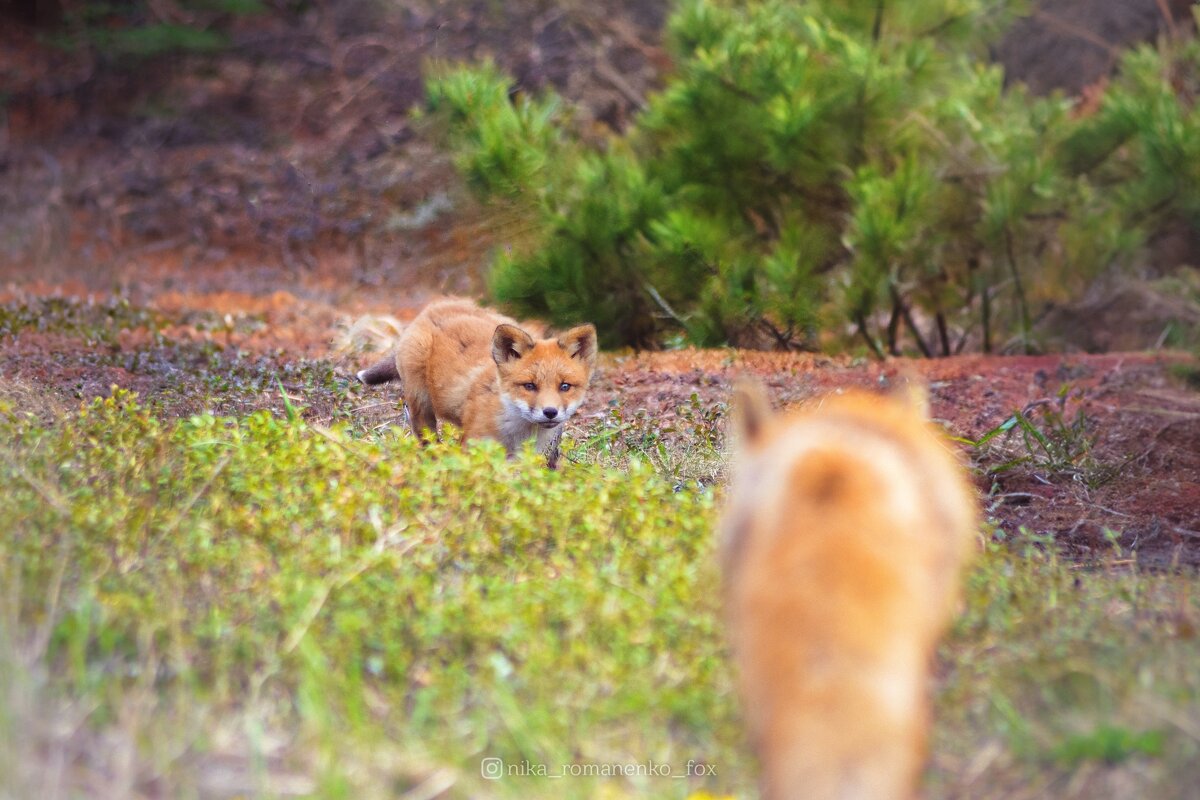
[0,0,1196,355]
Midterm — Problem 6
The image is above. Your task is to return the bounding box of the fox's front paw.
[538,426,563,470]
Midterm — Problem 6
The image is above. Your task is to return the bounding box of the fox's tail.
[356,355,400,385]
[334,313,405,385]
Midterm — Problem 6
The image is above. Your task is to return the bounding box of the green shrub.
[428,0,1199,354]
[1063,32,1200,238]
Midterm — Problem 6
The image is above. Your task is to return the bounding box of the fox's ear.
[732,379,772,446]
[889,369,930,420]
[492,324,536,364]
[558,324,598,369]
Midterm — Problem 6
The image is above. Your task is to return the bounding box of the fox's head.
[491,323,598,429]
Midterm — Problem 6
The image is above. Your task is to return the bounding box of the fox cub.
[721,381,977,800]
[357,298,597,467]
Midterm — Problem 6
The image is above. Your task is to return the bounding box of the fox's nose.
[542,407,558,419]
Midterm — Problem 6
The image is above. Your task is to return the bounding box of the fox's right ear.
[732,379,772,446]
[557,324,598,369]
[492,324,536,364]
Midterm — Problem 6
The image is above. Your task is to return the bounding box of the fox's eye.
[522,382,537,391]
[559,382,571,392]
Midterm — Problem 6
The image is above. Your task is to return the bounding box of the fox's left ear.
[558,324,598,369]
[732,379,773,447]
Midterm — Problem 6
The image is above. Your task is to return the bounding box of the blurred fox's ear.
[732,379,773,446]
[889,369,930,420]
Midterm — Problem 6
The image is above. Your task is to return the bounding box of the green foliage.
[428,0,1199,355]
[930,534,1200,797]
[1052,724,1166,766]
[1063,32,1200,232]
[567,392,727,487]
[89,23,228,58]
[1170,359,1200,391]
[49,0,265,61]
[427,62,673,347]
[427,61,569,199]
[491,148,669,347]
[0,296,157,345]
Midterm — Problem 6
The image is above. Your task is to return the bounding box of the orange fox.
[721,380,978,800]
[357,298,597,467]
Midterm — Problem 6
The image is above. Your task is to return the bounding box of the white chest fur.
[497,397,537,453]
[497,397,562,457]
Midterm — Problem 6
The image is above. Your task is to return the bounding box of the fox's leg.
[537,425,564,470]
[457,406,480,451]
[396,328,438,443]
[404,393,438,443]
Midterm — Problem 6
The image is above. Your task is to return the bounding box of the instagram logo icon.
[480,757,504,780]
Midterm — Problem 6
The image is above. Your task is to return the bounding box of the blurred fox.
[721,380,977,800]
[357,298,596,467]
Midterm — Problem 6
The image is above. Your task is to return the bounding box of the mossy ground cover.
[0,392,731,799]
[1,296,1199,798]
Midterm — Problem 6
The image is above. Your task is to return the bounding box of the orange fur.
[385,298,596,466]
[722,382,978,800]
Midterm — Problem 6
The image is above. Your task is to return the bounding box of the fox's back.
[722,388,977,800]
[397,300,516,418]
[410,299,514,362]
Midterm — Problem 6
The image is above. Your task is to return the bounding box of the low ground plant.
[1,391,1198,797]
[957,384,1121,489]
[567,393,727,488]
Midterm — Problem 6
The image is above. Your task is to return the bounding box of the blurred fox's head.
[730,374,930,455]
[491,323,598,429]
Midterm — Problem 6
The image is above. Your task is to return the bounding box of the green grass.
[0,389,1198,798]
[566,393,728,489]
[931,532,1200,799]
[953,383,1122,490]
[1169,360,1200,391]
[0,392,732,798]
[0,295,359,422]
